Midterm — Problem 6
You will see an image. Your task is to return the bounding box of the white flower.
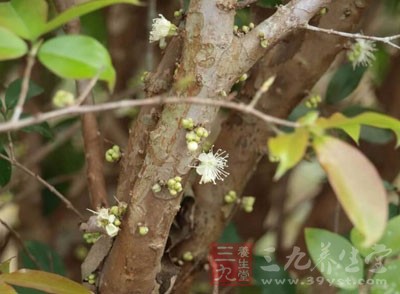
[195,149,229,184]
[105,223,120,237]
[347,39,376,68]
[149,14,177,43]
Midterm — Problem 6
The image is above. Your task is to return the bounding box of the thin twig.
[75,74,101,105]
[0,218,42,270]
[10,52,36,122]
[0,96,299,134]
[304,24,400,49]
[248,76,276,109]
[0,154,84,220]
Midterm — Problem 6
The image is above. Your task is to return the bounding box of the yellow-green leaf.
[0,282,17,294]
[313,136,387,246]
[316,112,400,147]
[43,0,142,36]
[316,113,361,143]
[268,128,309,180]
[0,0,48,40]
[0,269,91,294]
[0,27,27,60]
[38,35,115,91]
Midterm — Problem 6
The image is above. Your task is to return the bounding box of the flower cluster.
[305,94,322,109]
[234,23,255,35]
[52,90,75,108]
[182,118,210,151]
[347,39,376,68]
[149,14,178,48]
[224,190,237,204]
[88,202,127,238]
[167,176,183,196]
[105,145,121,163]
[241,196,255,213]
[194,149,229,184]
[86,273,96,285]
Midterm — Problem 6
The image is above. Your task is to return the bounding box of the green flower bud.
[242,25,249,34]
[260,39,269,48]
[138,226,149,236]
[110,206,119,215]
[182,251,194,262]
[182,118,194,130]
[174,176,182,182]
[167,178,176,187]
[152,183,162,193]
[169,189,178,196]
[114,219,121,226]
[242,196,255,213]
[249,22,255,29]
[52,90,75,108]
[174,182,182,192]
[186,131,197,142]
[239,73,248,82]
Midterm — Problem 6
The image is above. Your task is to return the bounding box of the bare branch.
[304,24,400,49]
[0,218,42,270]
[0,96,299,134]
[10,51,36,122]
[0,154,84,220]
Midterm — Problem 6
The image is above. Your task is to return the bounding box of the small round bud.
[182,118,194,130]
[249,22,255,29]
[114,219,121,226]
[260,39,269,48]
[174,176,182,182]
[152,183,162,193]
[140,71,149,82]
[88,274,96,280]
[186,131,197,142]
[174,10,182,18]
[242,25,249,34]
[241,196,255,213]
[169,189,178,196]
[110,206,119,215]
[187,141,199,151]
[233,25,238,33]
[167,178,176,187]
[105,153,113,162]
[182,251,194,262]
[138,226,149,236]
[258,31,265,39]
[239,73,248,82]
[52,90,75,108]
[219,90,227,97]
[112,145,120,152]
[174,182,182,192]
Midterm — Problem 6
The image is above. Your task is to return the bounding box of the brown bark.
[171,0,370,290]
[100,0,329,292]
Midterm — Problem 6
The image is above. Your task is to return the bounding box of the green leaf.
[38,35,116,91]
[305,228,364,290]
[0,269,90,294]
[0,282,17,294]
[43,0,141,36]
[22,121,53,140]
[0,150,12,187]
[316,112,400,147]
[316,113,361,143]
[253,255,295,294]
[21,240,65,275]
[313,136,387,246]
[268,127,309,180]
[371,259,400,294]
[351,215,400,258]
[0,27,27,60]
[5,79,43,112]
[0,0,48,40]
[325,63,366,104]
